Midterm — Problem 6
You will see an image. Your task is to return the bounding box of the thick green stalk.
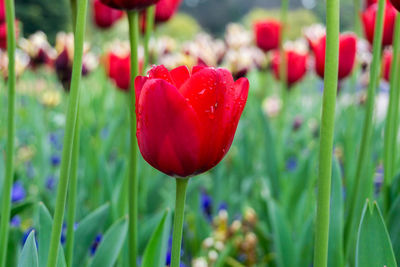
[127,10,139,267]
[0,0,17,265]
[344,0,386,255]
[171,179,189,267]
[70,0,77,32]
[313,0,340,265]
[143,5,155,73]
[65,113,80,267]
[46,0,88,265]
[383,15,400,213]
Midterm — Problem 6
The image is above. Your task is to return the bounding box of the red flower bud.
[93,0,124,29]
[272,48,308,87]
[135,65,249,177]
[253,20,281,53]
[155,0,182,23]
[390,0,400,11]
[0,20,19,49]
[362,2,397,47]
[312,33,357,80]
[100,0,160,11]
[382,48,392,81]
[106,51,131,91]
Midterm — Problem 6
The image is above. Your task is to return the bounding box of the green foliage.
[156,13,201,41]
[243,8,319,40]
[18,231,38,267]
[15,0,71,43]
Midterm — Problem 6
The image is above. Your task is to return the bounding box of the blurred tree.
[15,0,71,44]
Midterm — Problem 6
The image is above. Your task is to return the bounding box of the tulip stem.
[65,112,80,267]
[46,0,88,265]
[344,0,386,257]
[313,0,340,266]
[0,0,17,265]
[279,0,289,109]
[143,5,155,73]
[171,178,189,267]
[127,10,140,267]
[353,0,362,36]
[383,15,400,214]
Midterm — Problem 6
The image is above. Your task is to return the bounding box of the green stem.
[354,0,362,36]
[70,0,77,33]
[344,0,386,256]
[65,112,81,267]
[279,0,289,109]
[127,10,139,267]
[171,179,189,267]
[143,5,155,73]
[313,0,340,265]
[0,0,16,265]
[383,15,400,213]
[46,0,88,265]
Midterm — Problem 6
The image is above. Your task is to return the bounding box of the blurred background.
[17,0,357,43]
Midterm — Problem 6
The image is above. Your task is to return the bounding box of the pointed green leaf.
[356,200,397,267]
[89,217,128,267]
[18,230,38,267]
[142,210,171,267]
[73,203,110,266]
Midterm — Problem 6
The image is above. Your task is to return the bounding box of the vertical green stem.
[143,5,155,73]
[313,0,340,265]
[383,15,400,213]
[354,0,362,36]
[46,0,88,265]
[70,0,77,33]
[65,112,80,267]
[279,0,289,109]
[127,10,139,267]
[0,0,16,265]
[344,0,386,255]
[171,178,189,267]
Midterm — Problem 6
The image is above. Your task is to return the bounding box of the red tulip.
[362,2,397,47]
[100,0,160,10]
[0,0,5,23]
[106,51,131,91]
[272,48,308,87]
[155,0,182,23]
[382,49,393,81]
[0,20,19,49]
[93,0,124,29]
[253,20,281,53]
[134,65,249,177]
[312,33,357,80]
[390,0,400,11]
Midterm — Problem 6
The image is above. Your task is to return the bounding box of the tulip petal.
[170,65,190,89]
[148,65,174,84]
[137,79,202,177]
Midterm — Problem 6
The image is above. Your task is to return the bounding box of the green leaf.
[73,203,110,266]
[356,200,397,267]
[18,230,38,267]
[142,210,171,267]
[11,200,35,218]
[328,159,344,267]
[89,217,128,267]
[388,195,400,264]
[38,203,66,267]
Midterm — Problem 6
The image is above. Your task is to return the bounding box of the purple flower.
[50,155,61,167]
[90,234,102,255]
[218,202,228,212]
[10,216,21,228]
[46,175,57,191]
[12,182,26,203]
[286,157,298,172]
[22,228,36,246]
[200,190,213,221]
[374,165,384,197]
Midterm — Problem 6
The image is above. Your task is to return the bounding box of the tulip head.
[0,20,19,49]
[93,0,124,29]
[135,65,249,177]
[253,20,281,53]
[382,48,392,81]
[100,0,160,10]
[362,2,397,47]
[312,33,357,80]
[390,0,400,11]
[155,0,182,23]
[0,0,4,23]
[272,41,308,87]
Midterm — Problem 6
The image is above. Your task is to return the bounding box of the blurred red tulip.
[100,0,160,10]
[106,51,131,91]
[382,49,392,81]
[155,0,182,23]
[362,2,397,47]
[390,0,400,11]
[134,65,249,177]
[254,20,281,53]
[0,20,19,49]
[0,0,5,23]
[312,33,357,80]
[93,0,124,29]
[272,49,308,87]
